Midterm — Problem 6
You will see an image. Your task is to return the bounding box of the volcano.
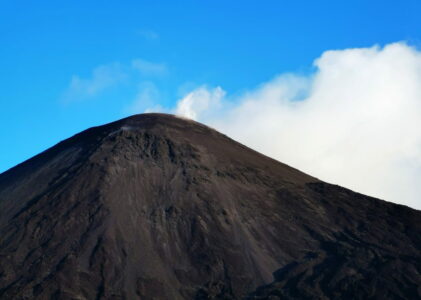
[0,113,420,299]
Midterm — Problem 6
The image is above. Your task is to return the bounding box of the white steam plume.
[172,42,421,209]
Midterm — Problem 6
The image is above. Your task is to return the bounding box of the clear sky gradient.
[1,0,421,175]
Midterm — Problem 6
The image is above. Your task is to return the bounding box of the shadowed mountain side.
[0,113,419,299]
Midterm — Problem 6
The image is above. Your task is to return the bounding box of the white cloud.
[132,59,168,77]
[175,86,225,120]
[63,58,169,104]
[171,42,421,209]
[63,63,126,102]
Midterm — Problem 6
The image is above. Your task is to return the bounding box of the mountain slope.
[0,113,420,299]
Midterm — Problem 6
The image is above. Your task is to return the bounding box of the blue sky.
[1,1,421,208]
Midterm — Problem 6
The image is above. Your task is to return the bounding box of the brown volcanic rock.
[0,113,419,300]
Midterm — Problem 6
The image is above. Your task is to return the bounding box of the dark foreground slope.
[0,114,420,300]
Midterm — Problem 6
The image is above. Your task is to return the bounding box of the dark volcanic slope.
[0,113,420,300]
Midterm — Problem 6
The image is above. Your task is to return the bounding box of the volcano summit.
[0,114,420,299]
